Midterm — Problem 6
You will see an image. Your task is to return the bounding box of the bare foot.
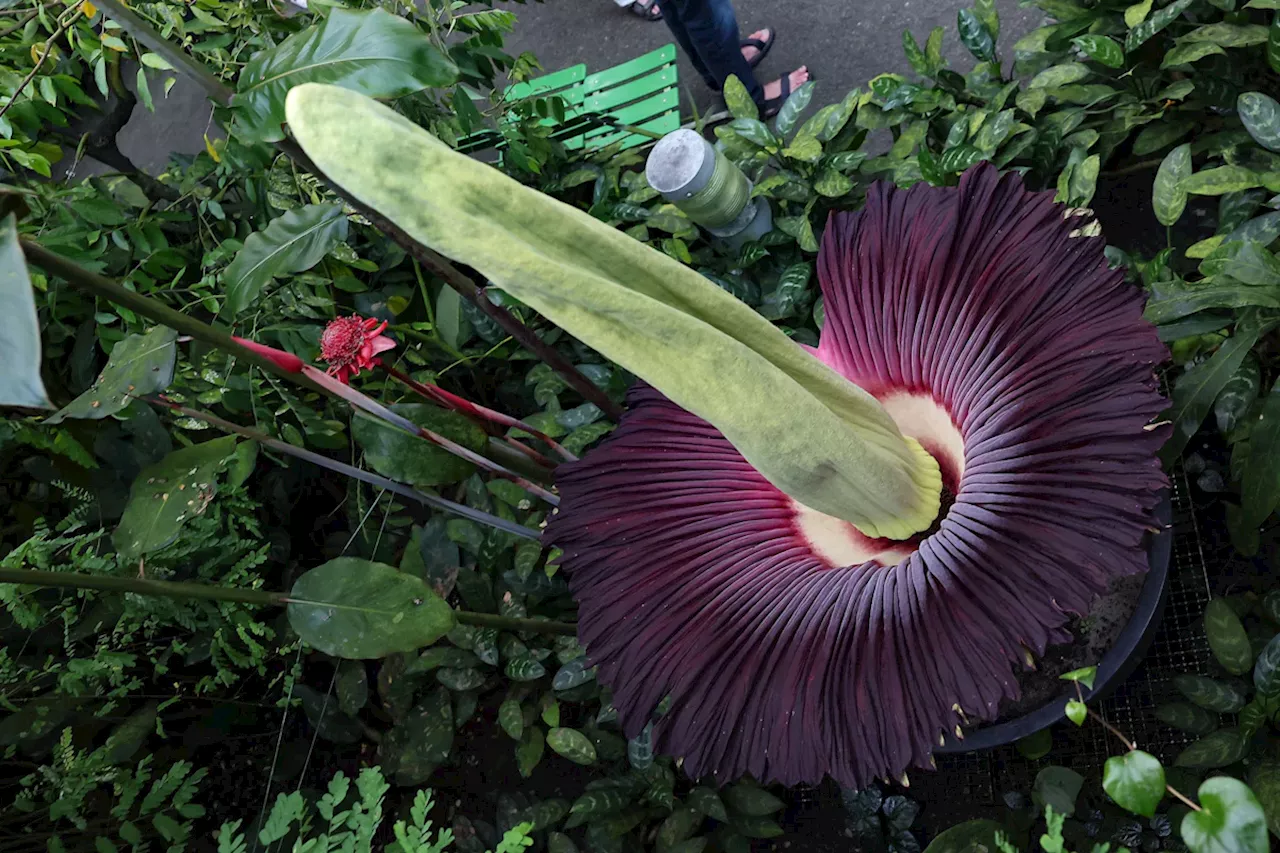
[763,66,810,102]
[741,28,772,64]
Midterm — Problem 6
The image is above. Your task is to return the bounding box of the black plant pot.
[936,492,1173,753]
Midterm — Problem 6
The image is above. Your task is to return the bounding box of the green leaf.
[940,144,984,173]
[47,326,176,423]
[723,783,785,816]
[1103,750,1166,817]
[1156,702,1220,735]
[1017,728,1053,760]
[499,697,524,740]
[922,820,1004,853]
[1161,42,1226,68]
[136,67,152,112]
[1181,777,1268,853]
[351,404,487,487]
[113,435,237,559]
[903,30,930,76]
[552,658,595,691]
[1033,766,1084,817]
[657,808,702,852]
[774,80,814,137]
[689,787,729,822]
[1164,324,1263,462]
[0,215,49,409]
[569,788,631,819]
[224,204,347,315]
[1065,700,1087,726]
[547,727,596,765]
[781,132,823,163]
[287,84,945,541]
[1126,0,1194,52]
[287,558,456,658]
[958,8,995,61]
[1182,166,1266,196]
[435,285,473,351]
[1239,92,1280,153]
[1270,11,1280,74]
[813,169,854,198]
[1030,62,1090,89]
[1248,758,1280,839]
[1072,35,1125,68]
[505,657,546,681]
[336,661,369,715]
[975,0,999,41]
[1206,598,1255,675]
[1060,153,1100,206]
[1176,729,1248,768]
[1180,23,1270,47]
[380,687,452,784]
[1253,633,1280,696]
[1125,0,1153,26]
[1154,144,1192,226]
[1175,674,1249,712]
[230,7,457,143]
[296,683,362,743]
[723,75,758,121]
[0,696,76,746]
[1244,389,1280,527]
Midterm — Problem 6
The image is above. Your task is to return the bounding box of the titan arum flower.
[284,84,1168,786]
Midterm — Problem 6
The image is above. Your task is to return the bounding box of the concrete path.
[116,0,1045,172]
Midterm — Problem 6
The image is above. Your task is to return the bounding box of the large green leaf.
[1156,702,1219,735]
[351,404,487,487]
[379,687,453,784]
[1181,166,1267,196]
[547,727,597,765]
[1163,322,1263,462]
[957,8,995,62]
[0,215,49,409]
[1206,598,1256,675]
[287,557,456,659]
[230,7,457,144]
[113,435,238,559]
[1103,750,1166,817]
[1175,729,1248,768]
[1174,674,1249,712]
[922,820,1004,853]
[224,204,347,315]
[1181,777,1268,853]
[1033,766,1084,817]
[46,326,177,424]
[286,84,943,540]
[1239,92,1280,153]
[1254,633,1280,697]
[1247,758,1280,838]
[1125,0,1194,52]
[1241,388,1280,532]
[1154,144,1192,226]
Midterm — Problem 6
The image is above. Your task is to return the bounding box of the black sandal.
[741,28,775,69]
[762,73,793,120]
[628,0,661,21]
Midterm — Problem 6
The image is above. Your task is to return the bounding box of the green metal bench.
[456,44,680,156]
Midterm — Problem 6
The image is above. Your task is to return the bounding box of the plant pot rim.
[935,489,1173,753]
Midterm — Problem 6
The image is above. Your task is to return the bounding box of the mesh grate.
[912,466,1215,806]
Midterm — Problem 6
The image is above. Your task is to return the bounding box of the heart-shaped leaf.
[224,204,348,314]
[921,820,1003,853]
[113,435,238,559]
[1180,777,1268,853]
[1033,766,1084,817]
[1103,750,1165,817]
[230,7,457,143]
[46,326,177,424]
[286,84,943,540]
[287,557,455,658]
[0,215,50,409]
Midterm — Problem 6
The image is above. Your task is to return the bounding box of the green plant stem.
[1081,695,1202,813]
[88,0,625,422]
[0,568,578,634]
[0,10,36,39]
[20,239,327,396]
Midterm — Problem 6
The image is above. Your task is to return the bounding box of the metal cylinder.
[646,129,758,236]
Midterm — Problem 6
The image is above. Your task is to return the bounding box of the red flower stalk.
[320,314,396,383]
[232,336,304,373]
[547,166,1169,788]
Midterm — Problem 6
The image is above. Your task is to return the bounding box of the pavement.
[115,0,1046,173]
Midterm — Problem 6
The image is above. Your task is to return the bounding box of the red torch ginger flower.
[320,314,396,383]
[547,166,1169,788]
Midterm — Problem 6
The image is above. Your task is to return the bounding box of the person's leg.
[660,0,719,91]
[664,0,763,104]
